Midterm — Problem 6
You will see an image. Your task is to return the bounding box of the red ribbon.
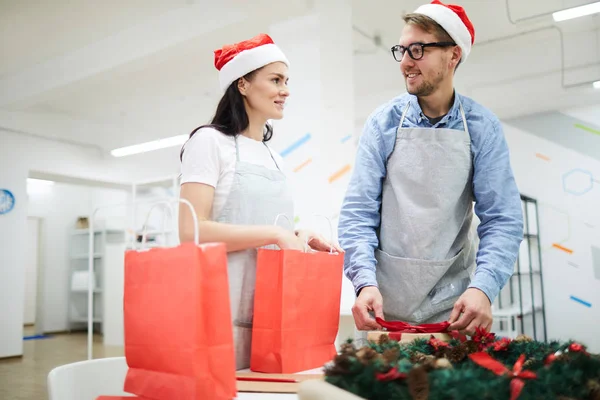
[469,352,536,400]
[375,367,407,382]
[375,317,450,333]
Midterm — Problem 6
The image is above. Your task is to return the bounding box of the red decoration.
[375,317,450,333]
[473,327,496,351]
[449,330,468,342]
[469,353,536,400]
[492,337,512,352]
[375,367,407,382]
[544,353,557,366]
[569,343,584,353]
[428,336,450,351]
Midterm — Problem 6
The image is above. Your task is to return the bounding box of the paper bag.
[123,241,236,400]
[251,248,344,373]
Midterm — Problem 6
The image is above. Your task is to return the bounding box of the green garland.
[324,330,600,400]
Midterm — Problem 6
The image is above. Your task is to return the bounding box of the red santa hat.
[214,33,289,91]
[413,0,475,62]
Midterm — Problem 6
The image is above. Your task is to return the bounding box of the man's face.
[398,24,455,97]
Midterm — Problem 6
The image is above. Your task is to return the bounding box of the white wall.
[503,118,600,352]
[0,152,27,358]
[0,128,180,357]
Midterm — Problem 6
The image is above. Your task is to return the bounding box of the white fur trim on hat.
[218,43,289,91]
[414,3,471,62]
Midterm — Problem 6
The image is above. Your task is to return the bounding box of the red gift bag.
[250,248,344,373]
[96,397,138,399]
[123,200,236,400]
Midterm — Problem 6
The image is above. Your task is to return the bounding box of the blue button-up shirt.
[338,92,523,304]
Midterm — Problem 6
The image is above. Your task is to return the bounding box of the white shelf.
[492,303,543,318]
[68,225,126,333]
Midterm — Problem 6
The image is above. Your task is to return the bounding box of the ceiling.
[1,0,599,153]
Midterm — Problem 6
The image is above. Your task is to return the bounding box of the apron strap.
[263,143,282,172]
[400,98,469,135]
[234,134,282,171]
[458,101,469,136]
[399,102,411,128]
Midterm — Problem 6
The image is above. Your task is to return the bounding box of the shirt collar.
[408,91,461,126]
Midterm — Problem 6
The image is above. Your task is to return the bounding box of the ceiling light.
[111,134,189,157]
[593,80,600,89]
[552,1,600,22]
[27,178,54,185]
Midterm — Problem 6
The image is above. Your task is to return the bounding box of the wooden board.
[236,372,324,393]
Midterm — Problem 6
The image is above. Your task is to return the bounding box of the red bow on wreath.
[469,352,536,400]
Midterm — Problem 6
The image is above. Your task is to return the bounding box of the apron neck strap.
[234,135,282,171]
[400,98,469,135]
[263,143,282,171]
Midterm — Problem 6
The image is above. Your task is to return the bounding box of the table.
[235,367,324,399]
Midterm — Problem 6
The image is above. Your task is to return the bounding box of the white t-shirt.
[180,127,286,220]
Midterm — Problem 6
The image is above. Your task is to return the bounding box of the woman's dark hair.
[180,69,273,161]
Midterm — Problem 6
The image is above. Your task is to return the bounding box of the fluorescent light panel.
[111,134,188,157]
[593,80,600,89]
[552,1,600,21]
[27,178,54,185]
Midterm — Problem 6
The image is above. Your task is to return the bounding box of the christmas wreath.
[324,327,600,400]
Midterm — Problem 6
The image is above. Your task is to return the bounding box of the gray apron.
[216,135,294,370]
[355,100,476,345]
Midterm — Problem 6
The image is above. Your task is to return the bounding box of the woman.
[178,33,342,370]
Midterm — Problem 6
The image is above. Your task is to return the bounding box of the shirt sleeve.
[337,117,387,295]
[180,129,222,187]
[469,119,524,303]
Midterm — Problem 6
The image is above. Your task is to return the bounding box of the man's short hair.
[402,13,454,43]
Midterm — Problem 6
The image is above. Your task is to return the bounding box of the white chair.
[47,357,131,400]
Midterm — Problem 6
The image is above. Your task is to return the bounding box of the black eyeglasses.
[391,42,456,61]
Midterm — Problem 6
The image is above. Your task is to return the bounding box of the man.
[338,0,523,336]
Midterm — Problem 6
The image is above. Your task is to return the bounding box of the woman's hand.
[295,229,344,253]
[274,227,307,251]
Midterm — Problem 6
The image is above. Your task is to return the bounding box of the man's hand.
[447,288,493,335]
[352,286,384,331]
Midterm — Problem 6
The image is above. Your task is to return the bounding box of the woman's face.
[239,62,290,121]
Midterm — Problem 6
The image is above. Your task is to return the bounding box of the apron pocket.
[375,248,464,322]
[428,276,471,306]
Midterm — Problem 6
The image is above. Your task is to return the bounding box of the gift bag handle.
[140,198,200,248]
[310,214,336,254]
[272,213,309,252]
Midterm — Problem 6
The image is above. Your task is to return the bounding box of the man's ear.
[237,77,248,95]
[451,46,462,69]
